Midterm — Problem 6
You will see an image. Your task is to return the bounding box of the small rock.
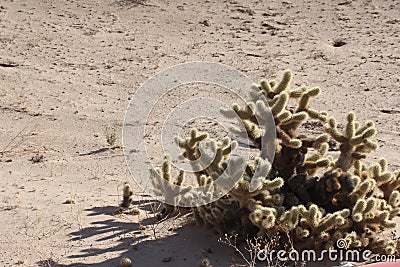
[120,257,132,267]
[64,198,75,204]
[162,257,172,262]
[199,20,210,27]
[30,154,44,163]
[333,39,347,47]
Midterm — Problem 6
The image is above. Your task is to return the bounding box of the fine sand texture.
[0,0,399,266]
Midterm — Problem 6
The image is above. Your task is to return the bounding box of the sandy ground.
[0,0,399,266]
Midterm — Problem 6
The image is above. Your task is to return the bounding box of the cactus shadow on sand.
[47,206,248,267]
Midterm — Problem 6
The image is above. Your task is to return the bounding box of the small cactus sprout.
[105,126,118,147]
[121,182,133,208]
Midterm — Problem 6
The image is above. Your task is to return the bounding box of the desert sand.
[0,0,399,266]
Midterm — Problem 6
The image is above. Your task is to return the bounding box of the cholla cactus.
[121,182,133,208]
[325,112,378,172]
[149,70,400,255]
